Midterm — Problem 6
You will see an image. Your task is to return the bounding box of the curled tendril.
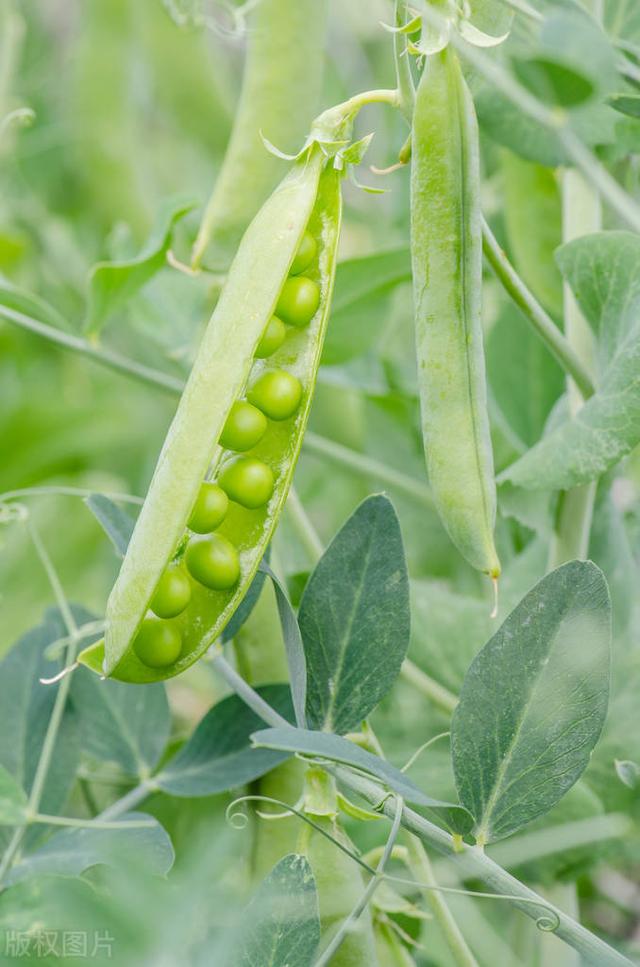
[0,107,35,142]
[385,872,561,933]
[226,795,376,874]
[225,796,560,935]
[0,501,28,525]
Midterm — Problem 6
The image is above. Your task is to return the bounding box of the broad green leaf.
[501,151,563,318]
[231,855,320,967]
[0,765,28,825]
[510,10,617,109]
[84,195,195,337]
[252,727,473,835]
[322,249,411,365]
[84,493,136,557]
[503,232,640,490]
[7,812,174,886]
[452,561,611,844]
[0,609,82,850]
[156,686,294,797]
[299,495,410,734]
[71,667,170,777]
[476,88,616,166]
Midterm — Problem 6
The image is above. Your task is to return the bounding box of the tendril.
[39,662,78,686]
[225,795,376,875]
[384,872,561,933]
[226,796,560,935]
[0,501,28,525]
[401,732,451,773]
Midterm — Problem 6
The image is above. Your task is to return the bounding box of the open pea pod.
[80,148,342,682]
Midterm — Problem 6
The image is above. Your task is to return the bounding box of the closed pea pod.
[411,44,500,579]
[79,147,342,682]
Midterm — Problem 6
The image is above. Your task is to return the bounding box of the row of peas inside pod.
[134,232,321,669]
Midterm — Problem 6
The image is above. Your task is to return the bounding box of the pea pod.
[191,0,328,268]
[410,46,500,578]
[79,148,342,682]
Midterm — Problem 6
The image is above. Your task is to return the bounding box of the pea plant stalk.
[2,2,639,964]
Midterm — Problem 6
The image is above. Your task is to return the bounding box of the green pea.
[186,533,240,590]
[219,401,268,452]
[255,315,286,359]
[134,618,182,669]
[289,231,317,275]
[150,566,192,618]
[276,276,320,327]
[248,370,303,421]
[188,482,229,534]
[218,456,275,509]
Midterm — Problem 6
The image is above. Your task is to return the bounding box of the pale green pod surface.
[192,0,328,267]
[410,48,500,578]
[80,150,342,682]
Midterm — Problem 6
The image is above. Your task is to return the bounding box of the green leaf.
[71,667,170,777]
[7,812,174,886]
[0,766,28,826]
[510,10,617,109]
[0,610,82,851]
[156,686,294,797]
[84,195,195,337]
[452,561,611,844]
[476,89,616,166]
[84,493,136,557]
[252,727,473,835]
[502,232,640,490]
[299,495,410,734]
[231,855,320,967]
[260,563,307,728]
[322,248,411,366]
[614,759,640,789]
[607,93,640,118]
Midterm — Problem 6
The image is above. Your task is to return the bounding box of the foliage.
[1,2,640,966]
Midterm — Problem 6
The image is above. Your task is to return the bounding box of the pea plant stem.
[303,431,434,508]
[0,303,184,396]
[481,219,595,401]
[400,658,458,714]
[96,779,157,822]
[0,521,79,887]
[406,837,479,967]
[1,304,438,512]
[195,663,631,966]
[333,769,633,967]
[548,169,600,569]
[286,487,324,564]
